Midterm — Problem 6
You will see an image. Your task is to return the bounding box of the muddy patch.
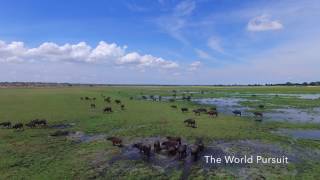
[273,129,320,140]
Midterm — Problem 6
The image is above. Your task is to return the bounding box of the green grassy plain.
[0,86,319,179]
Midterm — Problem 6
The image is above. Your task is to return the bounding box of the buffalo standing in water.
[154,140,161,153]
[177,144,187,160]
[133,143,151,157]
[190,139,205,161]
[253,112,263,117]
[166,136,181,145]
[232,110,242,116]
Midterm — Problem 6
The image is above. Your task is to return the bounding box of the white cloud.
[195,48,211,59]
[188,61,201,71]
[207,37,224,53]
[0,40,179,70]
[174,0,196,17]
[247,14,283,31]
[156,0,196,44]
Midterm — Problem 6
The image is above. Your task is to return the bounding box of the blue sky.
[0,0,319,84]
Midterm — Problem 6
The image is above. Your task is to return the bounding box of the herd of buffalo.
[107,136,205,161]
[0,92,265,164]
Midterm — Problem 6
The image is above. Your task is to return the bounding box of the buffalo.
[184,118,196,128]
[133,143,151,157]
[181,108,189,113]
[0,122,11,128]
[103,107,113,113]
[107,137,122,146]
[193,109,201,116]
[207,110,218,117]
[232,110,242,116]
[154,140,161,153]
[12,123,24,130]
[166,136,181,145]
[253,112,263,117]
[177,144,187,159]
[171,105,177,109]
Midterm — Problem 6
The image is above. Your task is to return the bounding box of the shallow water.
[264,108,320,123]
[238,93,320,100]
[194,97,320,123]
[193,98,253,116]
[273,129,320,140]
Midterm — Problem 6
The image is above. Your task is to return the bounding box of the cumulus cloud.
[0,40,178,69]
[188,61,201,71]
[247,14,283,31]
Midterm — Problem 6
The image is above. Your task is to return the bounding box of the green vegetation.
[0,86,319,179]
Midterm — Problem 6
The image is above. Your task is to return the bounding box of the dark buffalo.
[154,140,161,153]
[166,136,181,145]
[107,137,122,146]
[90,103,96,109]
[50,130,70,136]
[104,97,111,103]
[12,123,24,130]
[171,105,177,109]
[232,110,242,116]
[0,121,11,128]
[253,112,263,117]
[133,143,151,157]
[181,107,189,113]
[161,140,178,150]
[198,108,207,113]
[27,119,47,128]
[120,104,125,110]
[103,107,113,113]
[258,104,265,109]
[115,99,121,104]
[0,122,11,128]
[207,110,218,117]
[177,144,187,159]
[193,109,201,116]
[184,118,196,128]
